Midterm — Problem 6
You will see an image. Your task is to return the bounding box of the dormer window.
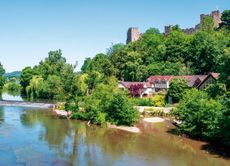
[154,79,159,84]
[162,79,166,84]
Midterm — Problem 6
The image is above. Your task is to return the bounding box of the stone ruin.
[126,27,141,44]
[126,10,222,43]
[164,10,222,35]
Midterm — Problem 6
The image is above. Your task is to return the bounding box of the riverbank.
[53,109,168,133]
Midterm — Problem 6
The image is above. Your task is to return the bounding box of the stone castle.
[126,10,222,43]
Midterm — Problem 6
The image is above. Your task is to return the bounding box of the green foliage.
[188,32,222,74]
[20,67,35,94]
[164,30,189,63]
[64,100,79,112]
[220,10,230,30]
[108,91,139,126]
[152,94,165,107]
[205,83,227,99]
[147,61,193,76]
[174,89,222,139]
[129,98,153,106]
[215,99,230,146]
[167,78,189,103]
[174,89,230,146]
[26,75,44,99]
[20,50,76,100]
[218,47,230,89]
[0,63,5,90]
[200,16,215,32]
[3,81,22,93]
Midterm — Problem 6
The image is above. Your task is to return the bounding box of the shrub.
[64,100,79,112]
[129,98,153,106]
[205,83,227,99]
[173,89,222,139]
[152,94,165,107]
[56,102,65,110]
[108,92,139,126]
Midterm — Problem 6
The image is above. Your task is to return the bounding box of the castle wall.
[164,10,221,35]
[126,27,141,44]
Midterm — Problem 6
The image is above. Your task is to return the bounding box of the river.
[0,105,229,166]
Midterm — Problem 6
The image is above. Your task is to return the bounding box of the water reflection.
[0,106,229,166]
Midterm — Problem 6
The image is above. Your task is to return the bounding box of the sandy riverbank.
[108,124,141,133]
[143,117,165,123]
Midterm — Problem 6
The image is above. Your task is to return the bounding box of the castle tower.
[126,27,140,44]
[164,25,173,36]
[211,10,222,27]
[200,10,222,28]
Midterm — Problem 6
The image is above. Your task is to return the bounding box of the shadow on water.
[167,125,230,160]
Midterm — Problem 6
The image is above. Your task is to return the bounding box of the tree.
[167,78,189,103]
[20,67,35,94]
[0,63,5,90]
[128,84,144,97]
[26,75,44,99]
[44,75,65,100]
[188,32,221,74]
[72,73,89,96]
[145,28,160,35]
[205,83,227,99]
[173,89,222,139]
[220,10,230,30]
[147,61,193,76]
[218,47,230,89]
[216,99,230,146]
[108,91,139,126]
[38,50,66,79]
[86,71,103,93]
[164,30,189,63]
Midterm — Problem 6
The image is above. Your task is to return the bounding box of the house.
[118,73,220,98]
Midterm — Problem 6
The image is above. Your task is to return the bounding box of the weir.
[0,100,55,109]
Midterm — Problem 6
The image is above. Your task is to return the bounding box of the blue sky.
[0,0,229,72]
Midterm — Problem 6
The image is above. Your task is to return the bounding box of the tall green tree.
[0,63,5,90]
[167,78,189,103]
[20,67,35,94]
[220,10,230,30]
[188,32,221,74]
[164,30,189,63]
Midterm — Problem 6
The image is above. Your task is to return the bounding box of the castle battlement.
[126,10,222,43]
[164,10,221,35]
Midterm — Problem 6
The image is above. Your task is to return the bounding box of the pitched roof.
[147,75,207,87]
[197,73,220,88]
[119,81,151,88]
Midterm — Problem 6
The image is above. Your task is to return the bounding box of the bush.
[56,102,65,110]
[129,98,153,106]
[173,89,222,139]
[64,100,79,112]
[205,83,227,99]
[167,78,189,103]
[152,94,165,107]
[108,92,139,126]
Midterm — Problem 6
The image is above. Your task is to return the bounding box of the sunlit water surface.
[0,105,229,166]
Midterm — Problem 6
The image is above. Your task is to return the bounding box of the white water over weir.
[0,100,55,109]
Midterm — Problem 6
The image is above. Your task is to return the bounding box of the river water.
[0,105,229,166]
